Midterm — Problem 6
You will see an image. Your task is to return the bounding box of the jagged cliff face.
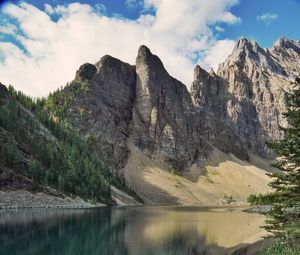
[4,36,297,205]
[215,37,299,156]
[58,45,247,172]
[53,56,136,170]
[56,46,203,171]
[191,37,300,158]
[190,66,248,160]
[54,36,299,173]
[131,46,207,170]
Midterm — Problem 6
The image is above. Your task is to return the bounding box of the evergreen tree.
[266,78,300,240]
[0,143,19,168]
[1,85,112,204]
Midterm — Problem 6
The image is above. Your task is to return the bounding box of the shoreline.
[1,191,253,210]
[1,189,270,210]
[243,205,272,214]
[0,189,105,210]
[226,238,276,255]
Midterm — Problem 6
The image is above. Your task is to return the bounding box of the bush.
[28,160,43,183]
[0,143,19,168]
[247,192,281,205]
[261,241,300,255]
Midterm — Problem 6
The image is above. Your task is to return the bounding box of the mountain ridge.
[1,36,298,205]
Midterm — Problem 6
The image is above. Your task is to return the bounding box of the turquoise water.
[0,206,266,255]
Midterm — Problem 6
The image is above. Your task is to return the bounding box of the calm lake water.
[0,206,267,255]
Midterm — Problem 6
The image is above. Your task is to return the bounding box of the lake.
[0,206,267,255]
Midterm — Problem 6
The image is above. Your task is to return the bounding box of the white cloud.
[203,39,235,71]
[143,0,160,9]
[0,0,240,97]
[257,13,278,25]
[215,25,225,32]
[44,3,54,14]
[0,23,16,34]
[218,11,241,24]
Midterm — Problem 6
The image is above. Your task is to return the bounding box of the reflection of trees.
[0,208,129,255]
[0,208,210,255]
[0,207,265,255]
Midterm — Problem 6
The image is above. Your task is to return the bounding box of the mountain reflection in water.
[0,206,267,255]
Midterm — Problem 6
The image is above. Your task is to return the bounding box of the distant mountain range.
[1,36,299,206]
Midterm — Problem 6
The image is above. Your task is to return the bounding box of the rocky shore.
[244,205,300,215]
[243,205,272,214]
[0,190,104,209]
[226,238,276,255]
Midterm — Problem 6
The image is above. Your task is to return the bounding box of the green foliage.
[0,143,19,168]
[261,241,300,255]
[265,78,300,241]
[8,85,45,112]
[167,157,185,173]
[224,194,236,203]
[0,87,112,203]
[28,160,43,183]
[247,192,281,205]
[44,81,88,119]
[224,194,233,200]
[81,80,89,94]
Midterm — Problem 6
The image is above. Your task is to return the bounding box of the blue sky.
[2,0,299,47]
[223,0,300,47]
[0,0,299,96]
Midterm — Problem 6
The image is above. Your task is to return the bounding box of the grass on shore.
[261,241,300,255]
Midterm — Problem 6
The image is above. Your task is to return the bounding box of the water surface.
[0,206,267,255]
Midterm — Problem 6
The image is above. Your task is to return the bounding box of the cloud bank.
[257,12,278,25]
[0,0,240,97]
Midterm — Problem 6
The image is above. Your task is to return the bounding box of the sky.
[0,0,299,97]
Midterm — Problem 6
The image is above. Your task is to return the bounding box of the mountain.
[1,36,299,206]
[0,83,119,207]
[216,36,299,156]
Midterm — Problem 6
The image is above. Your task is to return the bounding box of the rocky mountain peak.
[217,37,267,75]
[194,65,210,80]
[133,45,200,169]
[273,36,288,47]
[209,68,216,76]
[272,36,300,49]
[271,36,300,56]
[95,54,130,70]
[48,36,299,175]
[235,36,258,50]
[0,82,9,98]
[231,36,263,58]
[218,36,290,79]
[268,37,300,77]
[136,45,167,75]
[75,63,97,81]
[137,45,152,59]
[2,36,299,206]
[213,36,300,156]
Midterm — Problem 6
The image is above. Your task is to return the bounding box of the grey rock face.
[269,37,300,77]
[191,37,299,157]
[56,36,299,172]
[190,65,249,160]
[75,63,97,81]
[0,83,9,98]
[55,56,136,170]
[131,45,200,170]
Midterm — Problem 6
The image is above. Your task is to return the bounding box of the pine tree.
[266,77,300,240]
